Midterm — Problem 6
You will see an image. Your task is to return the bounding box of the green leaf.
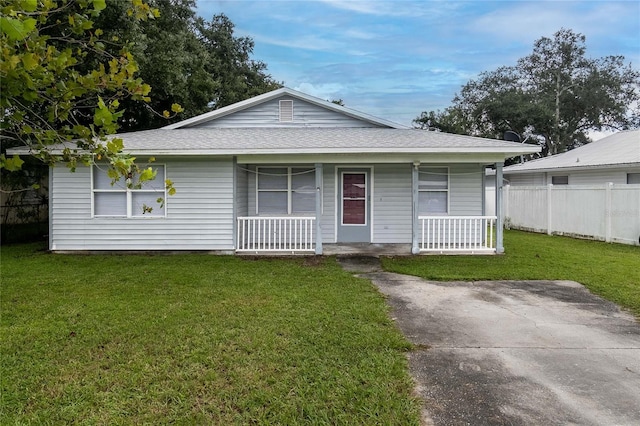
[106,138,124,154]
[2,155,25,171]
[94,100,113,126]
[19,0,38,12]
[138,167,156,183]
[92,0,107,12]
[0,17,37,41]
[22,53,38,70]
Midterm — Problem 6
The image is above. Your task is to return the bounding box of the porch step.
[323,243,411,257]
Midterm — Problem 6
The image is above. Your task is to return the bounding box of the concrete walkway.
[338,256,640,426]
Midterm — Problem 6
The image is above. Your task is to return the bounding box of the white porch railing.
[419,216,497,253]
[237,216,316,252]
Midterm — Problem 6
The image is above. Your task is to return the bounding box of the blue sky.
[196,0,640,127]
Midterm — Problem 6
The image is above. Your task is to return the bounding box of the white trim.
[418,165,450,215]
[340,171,368,227]
[91,164,167,219]
[255,166,316,215]
[334,165,375,242]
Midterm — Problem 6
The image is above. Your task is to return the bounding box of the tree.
[194,14,281,112]
[415,29,640,156]
[93,0,217,131]
[0,0,180,189]
[91,4,280,131]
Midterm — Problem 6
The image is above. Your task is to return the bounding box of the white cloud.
[293,82,346,101]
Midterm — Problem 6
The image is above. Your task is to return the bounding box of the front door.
[337,169,371,243]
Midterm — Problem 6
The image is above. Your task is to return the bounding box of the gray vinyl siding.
[320,165,335,243]
[449,164,484,215]
[506,173,545,186]
[372,164,413,243]
[566,169,631,185]
[50,159,235,251]
[506,168,640,186]
[195,97,384,128]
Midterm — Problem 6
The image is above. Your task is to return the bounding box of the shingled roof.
[97,128,539,157]
[503,130,640,173]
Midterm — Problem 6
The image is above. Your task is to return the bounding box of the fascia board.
[161,90,286,129]
[122,146,541,156]
[504,162,640,174]
[236,153,514,165]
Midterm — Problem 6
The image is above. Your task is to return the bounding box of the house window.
[92,165,166,217]
[551,175,569,185]
[279,100,294,122]
[256,167,315,215]
[418,166,448,215]
[627,173,640,184]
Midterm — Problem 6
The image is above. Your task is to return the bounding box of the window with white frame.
[256,167,315,215]
[418,166,448,215]
[93,165,166,217]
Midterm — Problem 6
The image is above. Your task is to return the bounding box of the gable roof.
[503,130,640,174]
[90,128,540,159]
[162,87,410,130]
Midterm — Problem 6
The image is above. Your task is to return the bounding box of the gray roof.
[503,130,640,173]
[104,128,541,157]
[9,128,541,158]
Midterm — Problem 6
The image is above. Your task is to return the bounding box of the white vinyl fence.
[500,184,640,246]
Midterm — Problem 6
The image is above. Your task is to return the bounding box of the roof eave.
[504,162,640,174]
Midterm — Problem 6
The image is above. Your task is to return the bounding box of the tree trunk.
[554,72,561,155]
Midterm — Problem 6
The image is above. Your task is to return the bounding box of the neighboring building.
[484,130,640,245]
[501,130,640,186]
[11,88,539,254]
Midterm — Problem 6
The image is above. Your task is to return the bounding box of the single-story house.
[500,130,640,186]
[12,88,540,255]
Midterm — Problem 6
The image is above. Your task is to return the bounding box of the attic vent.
[279,100,293,122]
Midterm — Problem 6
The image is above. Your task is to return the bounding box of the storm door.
[337,169,371,243]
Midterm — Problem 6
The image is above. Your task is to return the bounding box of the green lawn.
[1,243,421,425]
[382,230,640,317]
[3,232,638,423]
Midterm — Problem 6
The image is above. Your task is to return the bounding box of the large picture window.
[93,165,166,217]
[256,167,316,215]
[418,166,448,215]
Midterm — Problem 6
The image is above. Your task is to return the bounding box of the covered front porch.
[234,161,506,255]
[236,215,497,255]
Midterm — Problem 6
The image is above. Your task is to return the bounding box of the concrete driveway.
[339,257,640,425]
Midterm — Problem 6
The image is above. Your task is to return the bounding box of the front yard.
[1,244,421,424]
[2,231,638,423]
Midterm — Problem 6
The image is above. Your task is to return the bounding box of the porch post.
[315,163,323,255]
[411,162,420,254]
[495,162,505,254]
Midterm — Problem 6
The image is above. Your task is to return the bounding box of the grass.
[382,230,640,317]
[1,243,421,425]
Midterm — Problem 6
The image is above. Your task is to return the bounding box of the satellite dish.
[504,130,521,142]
